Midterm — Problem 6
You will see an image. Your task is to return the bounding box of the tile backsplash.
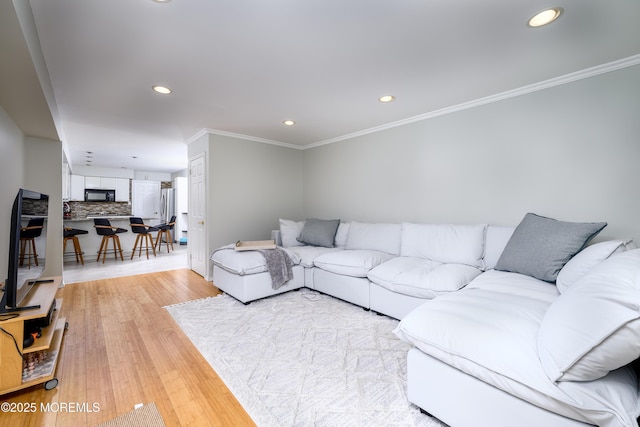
[67,201,131,218]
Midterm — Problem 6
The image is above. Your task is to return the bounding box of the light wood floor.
[0,269,255,427]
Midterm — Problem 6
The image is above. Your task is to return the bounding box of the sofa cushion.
[287,245,341,268]
[296,218,341,247]
[538,249,640,382]
[556,240,630,293]
[394,269,557,389]
[313,249,395,277]
[334,222,350,248]
[345,222,402,255]
[210,245,301,276]
[400,223,486,268]
[279,219,305,247]
[483,225,515,271]
[368,256,482,298]
[495,213,607,282]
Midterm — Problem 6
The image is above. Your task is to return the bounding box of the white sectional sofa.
[210,214,640,427]
[212,219,493,317]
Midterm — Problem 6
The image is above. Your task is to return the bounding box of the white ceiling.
[21,0,640,173]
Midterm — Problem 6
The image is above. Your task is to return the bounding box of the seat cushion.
[313,249,395,277]
[210,245,300,276]
[368,256,483,298]
[287,245,341,268]
[394,270,559,394]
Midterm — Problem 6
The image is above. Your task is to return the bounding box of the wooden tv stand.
[0,277,66,394]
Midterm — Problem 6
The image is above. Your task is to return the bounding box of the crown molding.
[305,54,640,149]
[186,54,640,151]
[185,128,304,150]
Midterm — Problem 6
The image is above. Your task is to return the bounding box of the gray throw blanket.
[259,247,294,289]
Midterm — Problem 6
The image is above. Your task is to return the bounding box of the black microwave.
[84,189,116,202]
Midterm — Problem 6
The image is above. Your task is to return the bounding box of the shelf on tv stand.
[0,277,67,395]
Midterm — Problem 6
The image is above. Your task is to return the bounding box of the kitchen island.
[63,216,164,261]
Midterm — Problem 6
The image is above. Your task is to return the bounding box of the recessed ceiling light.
[379,95,396,103]
[528,7,563,27]
[283,120,296,126]
[152,85,172,94]
[152,0,171,3]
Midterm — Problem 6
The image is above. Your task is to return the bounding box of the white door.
[131,180,161,218]
[189,154,207,277]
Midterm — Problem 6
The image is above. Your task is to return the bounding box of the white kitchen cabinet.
[76,176,129,201]
[62,163,71,200]
[100,177,116,189]
[70,175,85,201]
[85,176,118,189]
[115,178,130,202]
[84,176,101,189]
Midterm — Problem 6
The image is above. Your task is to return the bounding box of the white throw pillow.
[556,240,630,293]
[538,249,640,382]
[279,219,305,247]
[400,223,486,268]
[483,225,515,271]
[334,222,350,248]
[345,222,402,255]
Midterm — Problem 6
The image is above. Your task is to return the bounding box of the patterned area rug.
[95,403,165,427]
[165,288,445,426]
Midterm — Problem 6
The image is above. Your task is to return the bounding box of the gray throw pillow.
[297,218,341,248]
[494,213,607,282]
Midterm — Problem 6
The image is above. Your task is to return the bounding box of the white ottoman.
[210,246,304,304]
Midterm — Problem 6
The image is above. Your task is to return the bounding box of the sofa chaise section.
[393,214,639,427]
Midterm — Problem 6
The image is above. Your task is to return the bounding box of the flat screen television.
[0,189,49,314]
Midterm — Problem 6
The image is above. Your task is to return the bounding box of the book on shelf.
[22,349,58,383]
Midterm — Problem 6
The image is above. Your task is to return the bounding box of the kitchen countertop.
[62,216,167,261]
[64,216,160,222]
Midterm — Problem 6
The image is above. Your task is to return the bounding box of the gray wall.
[0,106,26,280]
[25,136,63,277]
[206,133,304,250]
[302,64,640,243]
[0,109,64,280]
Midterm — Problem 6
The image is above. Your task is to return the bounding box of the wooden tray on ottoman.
[235,240,276,251]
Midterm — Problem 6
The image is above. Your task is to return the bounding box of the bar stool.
[153,215,176,253]
[129,217,159,259]
[94,218,127,263]
[20,217,45,267]
[63,228,89,265]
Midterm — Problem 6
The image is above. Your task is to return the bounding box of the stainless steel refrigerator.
[160,188,175,242]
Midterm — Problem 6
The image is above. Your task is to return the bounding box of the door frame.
[188,151,208,279]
